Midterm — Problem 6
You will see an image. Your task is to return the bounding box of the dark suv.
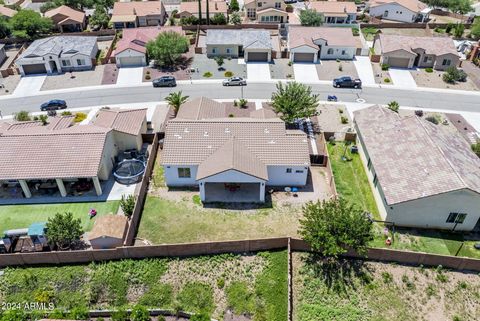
[152,76,176,87]
[40,99,67,111]
[333,76,362,89]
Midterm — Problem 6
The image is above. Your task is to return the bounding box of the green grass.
[137,196,301,244]
[0,201,120,232]
[152,161,165,188]
[327,142,379,219]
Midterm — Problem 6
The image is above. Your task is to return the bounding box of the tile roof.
[377,34,459,56]
[197,137,268,180]
[176,97,226,120]
[93,108,147,136]
[114,26,183,55]
[19,36,97,59]
[88,215,128,241]
[206,29,272,49]
[179,1,228,15]
[369,0,428,12]
[162,118,310,166]
[0,5,17,18]
[45,5,85,24]
[250,108,277,119]
[112,1,164,17]
[288,26,357,49]
[308,1,357,14]
[354,105,480,205]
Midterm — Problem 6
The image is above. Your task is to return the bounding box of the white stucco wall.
[369,3,417,22]
[319,45,355,60]
[115,49,147,66]
[198,169,266,184]
[98,132,118,181]
[267,165,308,186]
[164,165,198,186]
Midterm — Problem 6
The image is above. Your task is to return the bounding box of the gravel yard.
[41,65,107,91]
[270,59,294,79]
[379,28,431,37]
[317,60,358,80]
[0,75,21,95]
[191,54,247,80]
[372,62,393,84]
[411,69,479,91]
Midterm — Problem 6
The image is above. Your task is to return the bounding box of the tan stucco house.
[374,34,460,70]
[354,105,480,231]
[45,5,86,32]
[307,1,357,24]
[178,1,228,19]
[111,1,166,29]
[244,0,288,23]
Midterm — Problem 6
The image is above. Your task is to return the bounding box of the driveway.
[117,67,144,85]
[293,63,319,82]
[13,75,46,96]
[247,62,271,81]
[353,56,375,86]
[389,68,417,88]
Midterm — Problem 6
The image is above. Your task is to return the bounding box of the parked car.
[152,76,176,87]
[222,77,247,86]
[284,0,297,3]
[40,99,67,111]
[333,76,362,89]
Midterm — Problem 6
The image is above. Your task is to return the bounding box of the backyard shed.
[88,215,128,249]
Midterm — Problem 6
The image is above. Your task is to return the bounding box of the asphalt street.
[0,82,479,116]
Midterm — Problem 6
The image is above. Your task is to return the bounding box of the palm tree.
[166,91,189,115]
[198,0,202,22]
[206,0,210,25]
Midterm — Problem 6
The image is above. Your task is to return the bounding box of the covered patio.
[202,182,265,203]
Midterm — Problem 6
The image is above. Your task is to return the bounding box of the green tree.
[90,5,110,29]
[450,0,472,14]
[211,12,227,25]
[146,31,189,67]
[215,56,224,69]
[270,82,319,124]
[165,91,189,115]
[10,10,53,39]
[205,0,210,24]
[0,309,26,321]
[130,305,150,321]
[40,1,60,14]
[299,198,374,258]
[229,0,240,12]
[0,17,11,38]
[299,9,324,27]
[38,114,49,125]
[120,194,136,218]
[197,0,202,22]
[453,23,465,38]
[229,12,241,25]
[68,306,89,320]
[45,212,84,250]
[471,18,480,39]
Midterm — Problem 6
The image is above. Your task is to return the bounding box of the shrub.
[285,4,293,12]
[338,63,343,71]
[192,195,202,206]
[61,111,72,116]
[387,101,399,113]
[238,98,248,108]
[426,284,436,297]
[68,306,89,320]
[14,110,31,121]
[38,114,48,125]
[177,282,214,314]
[340,116,348,124]
[157,317,166,321]
[120,194,136,218]
[131,305,150,321]
[415,109,424,117]
[224,71,233,77]
[471,142,480,157]
[138,284,173,308]
[443,66,467,84]
[381,272,393,284]
[111,308,128,321]
[436,273,448,283]
[384,78,390,83]
[190,313,211,321]
[216,278,225,289]
[74,112,87,123]
[425,115,440,125]
[228,114,234,117]
[203,72,213,78]
[46,212,83,250]
[145,74,151,80]
[226,282,254,315]
[381,63,389,71]
[425,67,433,73]
[338,109,344,114]
[286,74,293,78]
[233,100,238,107]
[287,61,292,66]
[352,27,359,36]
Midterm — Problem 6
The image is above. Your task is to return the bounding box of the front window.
[442,59,451,66]
[77,59,85,66]
[275,2,281,8]
[327,48,334,55]
[446,213,467,224]
[212,47,218,54]
[286,168,292,173]
[341,50,346,55]
[61,60,71,67]
[247,8,256,18]
[178,168,191,178]
[257,2,262,7]
[226,48,232,54]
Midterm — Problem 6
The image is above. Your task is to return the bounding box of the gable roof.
[354,105,480,205]
[377,34,459,56]
[112,1,164,17]
[88,215,128,241]
[206,29,272,49]
[45,5,85,24]
[115,26,183,55]
[176,97,227,120]
[288,26,357,49]
[369,0,428,12]
[93,108,147,136]
[179,1,227,15]
[0,5,17,18]
[19,36,97,59]
[250,108,277,119]
[197,137,268,180]
[308,1,357,15]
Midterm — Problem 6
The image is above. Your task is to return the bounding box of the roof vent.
[184,128,189,133]
[268,140,275,144]
[264,128,270,134]
[225,128,230,133]
[207,145,212,149]
[204,131,209,136]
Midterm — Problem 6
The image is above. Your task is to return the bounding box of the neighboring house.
[178,1,228,19]
[307,1,357,24]
[0,108,147,199]
[244,0,288,23]
[113,26,184,67]
[0,5,17,19]
[374,34,460,70]
[354,105,480,231]
[44,5,86,32]
[162,97,310,203]
[111,1,166,29]
[0,44,7,66]
[287,26,357,62]
[16,36,98,76]
[206,29,274,62]
[88,215,128,249]
[367,0,431,22]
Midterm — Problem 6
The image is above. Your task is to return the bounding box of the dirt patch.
[411,69,479,91]
[317,60,358,81]
[224,102,255,117]
[379,28,432,37]
[101,63,119,85]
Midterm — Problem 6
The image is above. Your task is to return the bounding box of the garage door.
[294,53,315,63]
[118,56,145,68]
[387,57,410,68]
[247,52,268,62]
[22,64,47,75]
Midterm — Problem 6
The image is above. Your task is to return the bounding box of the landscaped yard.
[0,201,119,232]
[293,252,480,321]
[0,251,288,321]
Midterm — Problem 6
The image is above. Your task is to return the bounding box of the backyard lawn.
[0,201,120,232]
[137,196,302,244]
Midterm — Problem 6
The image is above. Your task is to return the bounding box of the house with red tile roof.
[113,26,184,67]
[44,5,86,32]
[111,0,166,29]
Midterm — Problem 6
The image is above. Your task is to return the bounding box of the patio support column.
[19,180,31,198]
[92,177,102,196]
[199,182,206,202]
[56,178,67,197]
[259,182,265,203]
